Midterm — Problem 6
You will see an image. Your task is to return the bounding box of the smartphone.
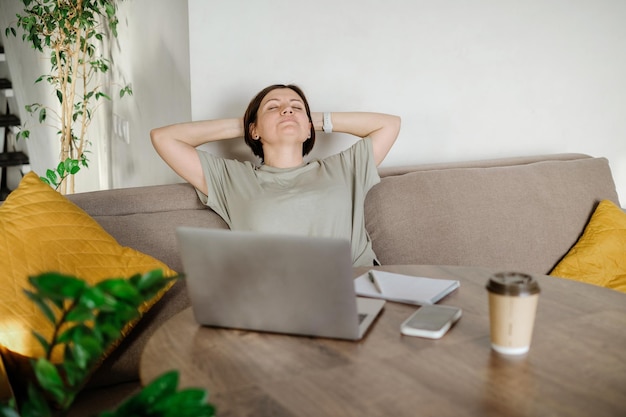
[400,304,462,339]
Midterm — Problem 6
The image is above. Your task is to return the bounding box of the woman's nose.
[281,106,293,115]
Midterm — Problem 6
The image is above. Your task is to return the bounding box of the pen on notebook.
[368,270,384,294]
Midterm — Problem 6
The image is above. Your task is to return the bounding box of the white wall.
[108,0,191,189]
[188,0,626,203]
[2,0,625,202]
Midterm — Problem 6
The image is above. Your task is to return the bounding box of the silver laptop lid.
[176,227,369,340]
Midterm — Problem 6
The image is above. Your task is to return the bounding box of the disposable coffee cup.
[486,272,540,355]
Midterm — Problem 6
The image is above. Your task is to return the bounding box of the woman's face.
[250,88,312,146]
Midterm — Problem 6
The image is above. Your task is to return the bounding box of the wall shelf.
[1,46,29,200]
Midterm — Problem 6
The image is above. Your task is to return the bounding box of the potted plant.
[5,0,132,194]
[0,270,216,417]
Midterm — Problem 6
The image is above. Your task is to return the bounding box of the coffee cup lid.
[486,272,540,296]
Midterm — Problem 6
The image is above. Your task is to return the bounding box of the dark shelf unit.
[1,53,30,200]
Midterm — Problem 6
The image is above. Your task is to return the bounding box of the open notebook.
[355,270,460,305]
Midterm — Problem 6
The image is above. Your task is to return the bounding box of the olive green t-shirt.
[195,138,380,267]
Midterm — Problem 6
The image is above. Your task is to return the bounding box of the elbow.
[382,114,401,140]
[150,127,164,148]
[150,128,172,157]
[392,115,402,133]
[380,114,401,136]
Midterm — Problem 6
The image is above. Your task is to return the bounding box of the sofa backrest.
[366,153,620,274]
[68,183,227,273]
[66,153,620,276]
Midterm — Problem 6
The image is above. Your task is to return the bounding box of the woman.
[151,84,401,267]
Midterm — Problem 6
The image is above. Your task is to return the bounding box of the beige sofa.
[61,153,619,414]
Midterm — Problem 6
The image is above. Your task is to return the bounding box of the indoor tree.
[5,0,132,194]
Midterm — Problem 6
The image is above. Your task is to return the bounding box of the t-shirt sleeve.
[332,137,380,193]
[360,137,381,191]
[194,150,237,225]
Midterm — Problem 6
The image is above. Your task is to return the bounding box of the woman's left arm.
[311,112,401,166]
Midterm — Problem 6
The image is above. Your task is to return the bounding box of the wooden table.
[140,265,626,417]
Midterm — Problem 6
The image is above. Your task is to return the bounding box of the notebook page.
[354,270,460,305]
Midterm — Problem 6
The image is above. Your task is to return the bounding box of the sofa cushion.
[550,199,626,292]
[366,155,620,274]
[0,173,176,371]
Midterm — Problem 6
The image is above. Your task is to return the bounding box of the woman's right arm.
[150,118,244,195]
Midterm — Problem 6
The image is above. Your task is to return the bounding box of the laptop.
[175,227,385,340]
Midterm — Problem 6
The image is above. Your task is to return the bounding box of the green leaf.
[78,285,112,310]
[65,305,94,323]
[56,89,63,104]
[63,158,80,175]
[106,2,116,16]
[96,279,141,304]
[56,160,66,177]
[23,289,56,324]
[152,388,209,410]
[144,371,178,398]
[94,321,123,342]
[115,371,179,413]
[120,85,133,98]
[108,372,215,416]
[16,129,30,140]
[45,169,57,185]
[29,273,87,299]
[95,306,139,335]
[133,269,166,292]
[38,107,46,123]
[33,358,66,404]
[57,325,103,370]
[68,336,101,370]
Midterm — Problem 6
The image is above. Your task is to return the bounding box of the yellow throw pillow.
[550,199,626,293]
[0,172,177,364]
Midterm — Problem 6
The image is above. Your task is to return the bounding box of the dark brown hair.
[243,84,316,162]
